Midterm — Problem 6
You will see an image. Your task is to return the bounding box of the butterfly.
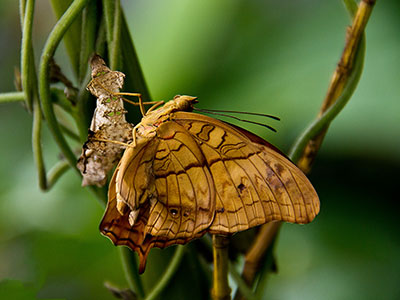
[100,95,320,273]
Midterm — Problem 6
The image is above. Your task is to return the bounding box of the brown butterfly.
[100,95,320,273]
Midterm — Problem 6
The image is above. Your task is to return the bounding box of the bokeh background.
[0,0,399,299]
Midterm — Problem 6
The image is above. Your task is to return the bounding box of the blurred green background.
[0,0,399,299]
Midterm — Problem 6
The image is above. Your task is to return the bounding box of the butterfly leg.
[113,92,146,116]
[91,137,134,148]
[117,93,164,116]
[145,100,165,114]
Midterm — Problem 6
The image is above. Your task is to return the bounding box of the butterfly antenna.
[194,107,280,121]
[194,108,278,132]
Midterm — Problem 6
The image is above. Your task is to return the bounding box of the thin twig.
[296,0,376,173]
[289,41,365,162]
[211,235,231,300]
[235,1,375,298]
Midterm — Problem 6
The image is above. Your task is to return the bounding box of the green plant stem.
[228,262,255,300]
[102,0,114,59]
[38,0,106,203]
[0,92,25,103]
[237,1,373,297]
[20,0,35,112]
[78,1,98,83]
[19,0,27,25]
[60,123,80,142]
[120,13,151,101]
[144,246,186,300]
[47,160,70,189]
[50,0,82,77]
[119,247,145,299]
[32,101,47,190]
[289,36,365,162]
[295,0,375,173]
[38,0,89,170]
[343,0,358,16]
[110,0,121,70]
[51,88,74,114]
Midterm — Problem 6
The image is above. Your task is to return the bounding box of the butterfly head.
[173,95,198,112]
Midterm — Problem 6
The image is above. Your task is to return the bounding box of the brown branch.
[298,0,376,173]
[235,1,376,298]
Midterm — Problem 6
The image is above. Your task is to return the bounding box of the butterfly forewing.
[171,112,320,234]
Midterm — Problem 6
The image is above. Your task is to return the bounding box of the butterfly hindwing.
[100,161,209,273]
[147,121,215,239]
[171,111,320,234]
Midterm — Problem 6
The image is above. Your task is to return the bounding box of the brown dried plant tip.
[77,55,133,187]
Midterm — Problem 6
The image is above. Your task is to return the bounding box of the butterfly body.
[100,95,319,273]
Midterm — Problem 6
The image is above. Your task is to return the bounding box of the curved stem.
[38,0,90,170]
[20,0,35,112]
[289,37,365,162]
[144,246,186,300]
[47,160,70,190]
[294,0,375,173]
[60,123,80,142]
[119,247,145,299]
[238,1,375,297]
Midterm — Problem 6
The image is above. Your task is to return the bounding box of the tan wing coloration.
[100,165,206,273]
[99,95,320,273]
[100,110,215,272]
[171,112,320,233]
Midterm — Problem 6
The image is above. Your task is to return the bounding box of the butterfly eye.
[170,208,179,216]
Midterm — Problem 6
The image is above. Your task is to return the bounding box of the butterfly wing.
[145,121,215,239]
[100,165,203,273]
[171,111,320,234]
[101,120,215,272]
